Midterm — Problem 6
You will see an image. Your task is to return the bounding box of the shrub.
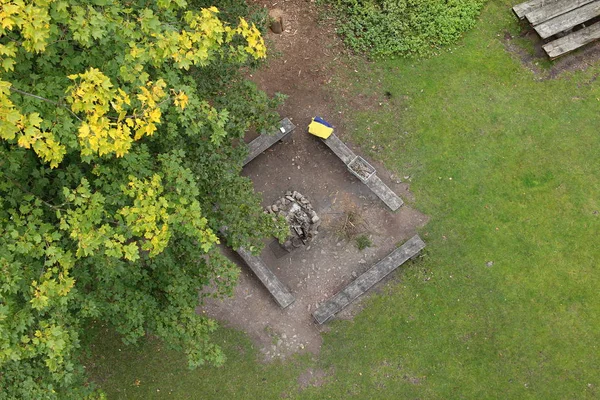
[328,0,486,57]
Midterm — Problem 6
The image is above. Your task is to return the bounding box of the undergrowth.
[327,0,486,57]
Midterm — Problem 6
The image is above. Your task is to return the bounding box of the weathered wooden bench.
[525,0,594,26]
[513,0,600,58]
[513,0,562,19]
[543,20,600,57]
[321,134,404,211]
[236,247,295,308]
[312,235,425,324]
[534,1,600,39]
[243,118,296,166]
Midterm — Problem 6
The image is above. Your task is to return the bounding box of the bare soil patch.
[198,0,427,361]
[297,367,332,390]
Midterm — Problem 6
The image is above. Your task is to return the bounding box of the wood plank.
[323,133,356,165]
[320,133,403,211]
[513,0,563,19]
[236,247,295,308]
[526,0,595,26]
[534,1,600,39]
[364,174,404,211]
[243,118,296,166]
[543,20,600,57]
[312,235,425,324]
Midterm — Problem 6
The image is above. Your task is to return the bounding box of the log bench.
[321,134,404,211]
[312,235,425,324]
[243,118,296,166]
[236,247,295,308]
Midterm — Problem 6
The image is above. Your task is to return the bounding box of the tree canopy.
[0,0,286,397]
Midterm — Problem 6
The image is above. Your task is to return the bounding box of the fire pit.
[266,191,320,252]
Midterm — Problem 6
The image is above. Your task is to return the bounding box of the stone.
[270,190,320,252]
[270,18,283,34]
[269,9,284,34]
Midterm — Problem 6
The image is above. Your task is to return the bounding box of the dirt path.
[198,0,428,361]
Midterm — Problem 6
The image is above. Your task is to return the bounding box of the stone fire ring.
[265,191,320,252]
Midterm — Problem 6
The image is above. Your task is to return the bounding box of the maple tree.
[0,0,286,398]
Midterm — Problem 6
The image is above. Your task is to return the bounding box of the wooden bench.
[321,134,404,211]
[543,21,600,58]
[513,0,563,19]
[534,1,600,39]
[513,0,600,58]
[312,235,425,324]
[323,133,355,164]
[243,118,296,166]
[525,0,595,26]
[365,175,404,211]
[236,247,295,308]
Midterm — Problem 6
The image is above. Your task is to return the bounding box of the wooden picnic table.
[513,0,600,58]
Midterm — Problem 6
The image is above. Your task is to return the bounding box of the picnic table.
[513,0,600,58]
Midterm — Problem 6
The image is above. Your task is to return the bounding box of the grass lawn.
[88,1,600,398]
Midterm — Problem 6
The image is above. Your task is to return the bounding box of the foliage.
[327,0,486,57]
[0,0,287,398]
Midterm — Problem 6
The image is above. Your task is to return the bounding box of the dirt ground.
[198,0,428,361]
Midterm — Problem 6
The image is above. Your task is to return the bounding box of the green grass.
[355,234,373,251]
[89,1,600,398]
[84,324,308,398]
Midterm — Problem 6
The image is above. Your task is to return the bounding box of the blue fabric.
[314,116,332,128]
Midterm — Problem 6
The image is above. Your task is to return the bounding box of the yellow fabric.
[308,120,334,139]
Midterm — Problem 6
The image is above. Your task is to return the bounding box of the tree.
[0,1,286,397]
